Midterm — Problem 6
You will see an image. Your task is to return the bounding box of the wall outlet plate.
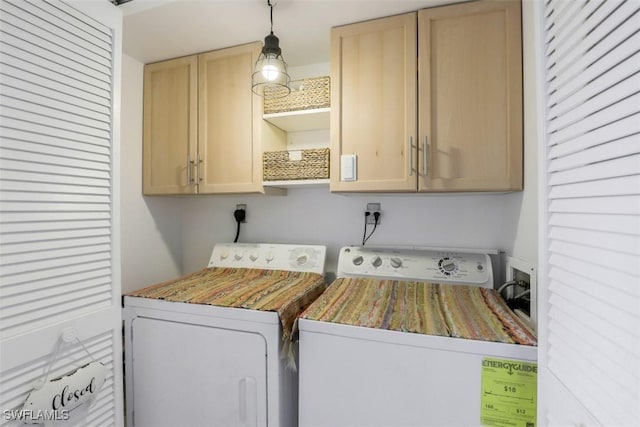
[235,204,247,223]
[366,203,381,225]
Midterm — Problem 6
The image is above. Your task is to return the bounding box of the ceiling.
[121,0,456,67]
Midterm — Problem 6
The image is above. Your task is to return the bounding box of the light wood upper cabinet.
[143,56,197,195]
[198,43,263,194]
[330,13,417,192]
[143,42,273,195]
[418,0,522,191]
[330,0,523,193]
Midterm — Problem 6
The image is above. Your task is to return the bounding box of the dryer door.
[130,317,267,427]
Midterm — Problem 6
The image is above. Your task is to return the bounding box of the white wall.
[181,191,525,280]
[119,3,538,288]
[120,54,183,293]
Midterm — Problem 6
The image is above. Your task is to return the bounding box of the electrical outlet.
[235,204,247,223]
[366,203,381,225]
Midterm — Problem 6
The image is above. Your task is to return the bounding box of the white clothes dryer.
[123,243,326,427]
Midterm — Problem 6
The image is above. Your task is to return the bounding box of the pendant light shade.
[252,1,291,98]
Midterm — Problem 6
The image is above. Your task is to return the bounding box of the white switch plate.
[341,154,357,181]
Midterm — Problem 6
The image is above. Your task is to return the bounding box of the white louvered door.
[538,0,640,425]
[0,0,122,425]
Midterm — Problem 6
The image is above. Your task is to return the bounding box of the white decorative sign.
[20,362,107,424]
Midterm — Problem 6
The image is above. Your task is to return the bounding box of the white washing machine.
[298,246,537,427]
[123,243,326,427]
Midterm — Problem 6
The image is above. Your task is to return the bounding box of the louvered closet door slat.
[1,180,111,195]
[548,153,640,185]
[548,113,640,158]
[0,219,111,234]
[0,74,111,116]
[0,30,109,84]
[2,0,112,70]
[1,0,111,66]
[547,312,637,407]
[548,300,638,383]
[2,87,111,131]
[37,0,112,44]
[549,212,640,234]
[0,128,111,156]
[548,92,640,146]
[548,47,639,120]
[549,226,640,255]
[2,268,112,299]
[0,105,111,140]
[0,27,110,94]
[547,334,636,427]
[0,146,110,171]
[549,266,638,318]
[548,175,640,199]
[545,1,635,84]
[0,116,110,147]
[0,170,110,189]
[549,253,638,296]
[547,67,640,133]
[549,195,640,215]
[1,137,110,163]
[549,133,637,172]
[550,240,638,277]
[543,0,586,44]
[1,85,110,124]
[546,28,639,109]
[0,60,110,109]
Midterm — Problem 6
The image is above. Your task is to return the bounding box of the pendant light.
[251,0,291,98]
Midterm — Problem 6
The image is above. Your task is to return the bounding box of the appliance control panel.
[208,243,327,275]
[337,246,493,287]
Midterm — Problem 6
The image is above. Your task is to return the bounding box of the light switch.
[341,154,357,181]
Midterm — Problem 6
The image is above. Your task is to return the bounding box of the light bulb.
[261,64,279,81]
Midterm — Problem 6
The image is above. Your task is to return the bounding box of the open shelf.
[262,179,330,189]
[263,108,330,132]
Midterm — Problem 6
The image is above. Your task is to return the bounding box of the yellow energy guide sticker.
[481,357,537,427]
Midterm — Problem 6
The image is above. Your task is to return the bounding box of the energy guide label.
[481,357,537,427]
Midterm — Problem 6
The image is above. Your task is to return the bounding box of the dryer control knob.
[371,256,383,267]
[220,250,229,260]
[234,252,243,261]
[249,251,259,261]
[265,252,274,262]
[352,255,364,266]
[390,257,403,269]
[296,253,309,265]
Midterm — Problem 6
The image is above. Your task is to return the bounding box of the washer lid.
[337,246,493,287]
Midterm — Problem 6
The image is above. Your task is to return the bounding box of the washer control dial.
[438,257,458,276]
[234,252,244,261]
[371,256,383,267]
[353,255,364,266]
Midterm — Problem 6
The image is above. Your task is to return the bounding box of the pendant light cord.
[268,0,274,34]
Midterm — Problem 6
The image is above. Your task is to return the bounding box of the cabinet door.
[418,0,523,192]
[330,13,418,192]
[198,42,263,194]
[143,56,198,195]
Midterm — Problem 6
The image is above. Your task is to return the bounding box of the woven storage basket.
[263,77,330,114]
[263,148,329,181]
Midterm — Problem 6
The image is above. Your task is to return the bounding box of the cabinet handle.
[186,155,194,185]
[197,154,203,183]
[423,136,428,176]
[408,136,414,176]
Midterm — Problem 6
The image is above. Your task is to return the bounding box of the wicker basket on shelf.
[263,76,330,114]
[263,148,330,181]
